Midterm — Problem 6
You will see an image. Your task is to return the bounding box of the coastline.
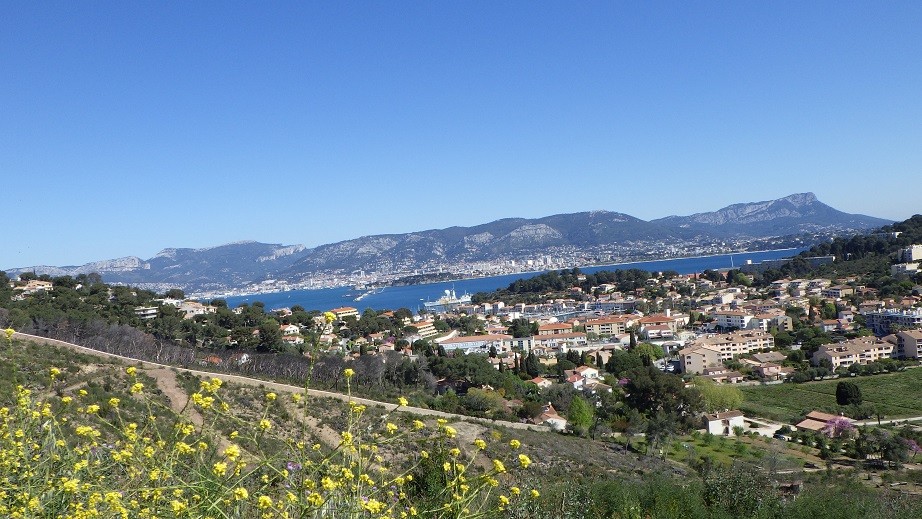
[198,247,802,301]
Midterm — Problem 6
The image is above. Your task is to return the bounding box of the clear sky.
[2,1,921,268]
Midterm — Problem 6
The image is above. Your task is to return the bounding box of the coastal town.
[7,2,922,516]
[5,218,922,516]
[8,237,922,432]
[200,234,815,300]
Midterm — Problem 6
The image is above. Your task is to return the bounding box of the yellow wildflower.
[223,444,241,460]
[518,453,532,468]
[257,496,272,510]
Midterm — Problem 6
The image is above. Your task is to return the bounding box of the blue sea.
[222,249,803,313]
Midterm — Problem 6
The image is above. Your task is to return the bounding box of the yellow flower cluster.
[0,363,540,518]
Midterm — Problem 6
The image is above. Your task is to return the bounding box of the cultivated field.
[740,368,922,423]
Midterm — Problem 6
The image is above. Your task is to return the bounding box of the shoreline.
[198,247,802,301]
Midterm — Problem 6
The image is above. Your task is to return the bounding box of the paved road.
[13,332,549,433]
[855,415,922,426]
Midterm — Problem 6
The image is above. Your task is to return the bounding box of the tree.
[257,319,283,352]
[644,410,677,456]
[605,350,643,377]
[623,366,703,427]
[567,396,594,436]
[507,318,537,338]
[634,343,663,365]
[702,462,779,516]
[772,330,794,348]
[164,288,186,300]
[693,378,743,413]
[836,381,863,406]
[524,352,542,377]
[822,302,838,320]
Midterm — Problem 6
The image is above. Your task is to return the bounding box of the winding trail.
[14,332,549,433]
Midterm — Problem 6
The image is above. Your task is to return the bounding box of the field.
[740,368,922,423]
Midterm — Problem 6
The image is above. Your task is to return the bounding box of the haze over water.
[223,249,803,313]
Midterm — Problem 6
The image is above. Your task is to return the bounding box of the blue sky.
[2,1,920,268]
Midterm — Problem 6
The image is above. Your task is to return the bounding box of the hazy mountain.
[5,241,308,292]
[652,193,890,238]
[281,211,691,275]
[4,193,891,291]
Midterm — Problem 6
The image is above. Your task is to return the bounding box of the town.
[5,225,922,434]
[5,217,922,517]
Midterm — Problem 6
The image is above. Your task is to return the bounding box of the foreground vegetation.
[4,338,922,518]
[1,339,539,518]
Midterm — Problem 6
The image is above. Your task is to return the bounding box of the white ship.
[423,288,471,313]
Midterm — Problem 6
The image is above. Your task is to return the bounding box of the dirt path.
[297,413,342,448]
[14,332,550,433]
[144,367,203,423]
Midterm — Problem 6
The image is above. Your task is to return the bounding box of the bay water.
[221,249,802,313]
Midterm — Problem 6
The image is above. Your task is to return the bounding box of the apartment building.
[679,330,775,374]
[812,338,894,369]
[863,308,922,334]
[710,310,753,330]
[897,330,922,359]
[583,316,632,336]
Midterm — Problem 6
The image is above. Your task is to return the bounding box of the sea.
[221,248,804,313]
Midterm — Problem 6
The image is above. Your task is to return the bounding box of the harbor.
[222,248,803,313]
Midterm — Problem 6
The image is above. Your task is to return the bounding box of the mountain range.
[5,193,891,292]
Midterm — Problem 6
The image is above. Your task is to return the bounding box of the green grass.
[740,368,922,423]
[659,433,809,472]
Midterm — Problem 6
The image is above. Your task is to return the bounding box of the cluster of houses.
[314,263,922,386]
[10,279,54,298]
[891,244,922,278]
[11,244,922,388]
[811,330,922,370]
[134,298,218,320]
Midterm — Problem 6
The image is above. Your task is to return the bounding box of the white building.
[439,334,511,354]
[680,330,775,374]
[710,310,753,330]
[705,411,745,436]
[863,308,922,334]
[900,244,922,263]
